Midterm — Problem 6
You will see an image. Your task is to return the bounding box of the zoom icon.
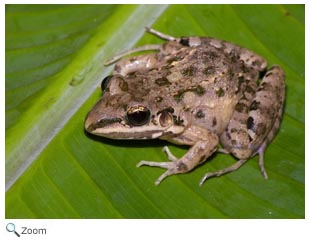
[6,223,20,237]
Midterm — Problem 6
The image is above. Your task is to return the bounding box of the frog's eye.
[101,75,113,91]
[126,105,151,126]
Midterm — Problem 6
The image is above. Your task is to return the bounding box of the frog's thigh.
[221,65,285,160]
[113,53,158,75]
[248,66,285,148]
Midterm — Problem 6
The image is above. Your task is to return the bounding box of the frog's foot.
[257,142,268,179]
[162,146,178,162]
[200,145,269,185]
[199,159,248,186]
[138,137,218,185]
[137,146,186,185]
[137,160,180,185]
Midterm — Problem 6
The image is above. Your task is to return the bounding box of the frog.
[85,27,285,186]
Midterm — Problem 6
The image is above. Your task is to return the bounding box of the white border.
[2,1,309,241]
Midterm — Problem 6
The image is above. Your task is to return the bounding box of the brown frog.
[85,27,285,186]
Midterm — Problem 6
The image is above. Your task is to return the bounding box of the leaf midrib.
[5,5,169,191]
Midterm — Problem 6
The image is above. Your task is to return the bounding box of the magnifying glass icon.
[6,223,20,237]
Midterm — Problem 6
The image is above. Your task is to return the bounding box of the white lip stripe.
[93,125,165,138]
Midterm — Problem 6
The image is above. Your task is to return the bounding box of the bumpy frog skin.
[85,27,285,186]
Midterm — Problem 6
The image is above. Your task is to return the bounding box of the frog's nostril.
[85,117,94,132]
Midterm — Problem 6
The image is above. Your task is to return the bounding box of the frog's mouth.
[85,117,184,140]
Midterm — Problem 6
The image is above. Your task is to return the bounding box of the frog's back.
[124,43,259,134]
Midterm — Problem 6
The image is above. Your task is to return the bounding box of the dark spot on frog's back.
[173,90,185,103]
[174,85,206,102]
[166,56,182,64]
[205,50,219,61]
[226,67,234,79]
[245,85,255,95]
[203,66,215,75]
[181,66,197,76]
[238,75,245,84]
[231,139,237,146]
[192,85,205,96]
[215,87,225,97]
[230,128,237,133]
[235,75,245,94]
[235,102,248,113]
[155,77,170,86]
[195,110,205,119]
[249,100,260,111]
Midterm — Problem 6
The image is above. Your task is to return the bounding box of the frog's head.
[85,75,185,139]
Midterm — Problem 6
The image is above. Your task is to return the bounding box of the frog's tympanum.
[85,28,285,186]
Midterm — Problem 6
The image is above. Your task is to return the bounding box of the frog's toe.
[162,146,179,162]
[257,143,268,179]
[154,170,175,185]
[199,159,248,186]
[137,160,173,169]
[137,160,178,185]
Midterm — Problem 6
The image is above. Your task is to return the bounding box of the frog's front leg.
[137,127,218,185]
[206,66,285,182]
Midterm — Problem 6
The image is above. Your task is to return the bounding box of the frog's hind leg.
[253,85,285,180]
[213,66,285,181]
[247,66,285,150]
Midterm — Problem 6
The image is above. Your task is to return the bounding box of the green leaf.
[6,4,304,218]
